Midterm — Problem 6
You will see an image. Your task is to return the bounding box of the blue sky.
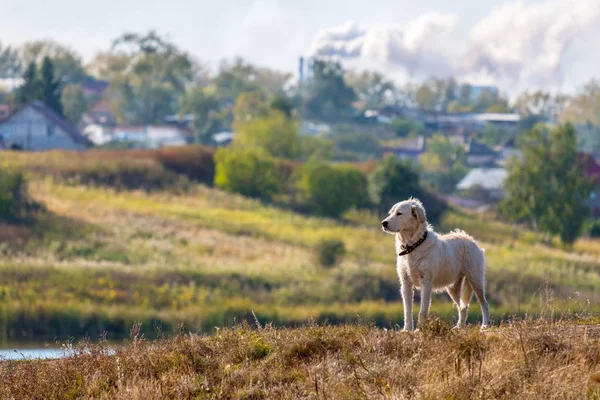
[1,0,598,93]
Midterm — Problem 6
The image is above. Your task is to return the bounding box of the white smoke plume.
[306,0,600,91]
[307,13,457,79]
[462,0,600,89]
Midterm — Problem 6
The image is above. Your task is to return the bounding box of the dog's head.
[381,198,426,234]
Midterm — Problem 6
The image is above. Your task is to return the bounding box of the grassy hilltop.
[1,320,600,399]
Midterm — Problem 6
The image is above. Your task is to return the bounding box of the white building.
[109,125,192,149]
[0,101,88,151]
[456,168,507,200]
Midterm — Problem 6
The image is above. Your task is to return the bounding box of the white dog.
[381,198,490,331]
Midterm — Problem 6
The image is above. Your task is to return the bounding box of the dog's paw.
[480,324,490,331]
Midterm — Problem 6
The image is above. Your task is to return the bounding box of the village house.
[0,101,88,151]
[455,154,600,216]
[380,135,426,163]
[110,125,193,149]
[456,168,508,201]
[581,153,600,217]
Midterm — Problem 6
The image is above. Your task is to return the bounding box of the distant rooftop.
[473,113,520,123]
[457,168,507,191]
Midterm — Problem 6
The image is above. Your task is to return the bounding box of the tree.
[21,40,86,86]
[299,157,369,218]
[458,84,473,107]
[369,155,448,222]
[390,118,424,138]
[214,147,282,200]
[14,61,42,106]
[178,87,221,144]
[478,123,506,147]
[234,110,300,159]
[420,134,469,194]
[61,84,87,125]
[558,80,600,126]
[415,84,437,110]
[472,89,510,113]
[231,92,300,159]
[369,155,421,214]
[304,60,356,121]
[101,31,195,124]
[0,42,22,78]
[501,123,594,244]
[346,70,394,110]
[213,58,260,101]
[40,57,63,116]
[0,169,31,221]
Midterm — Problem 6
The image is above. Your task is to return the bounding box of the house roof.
[456,168,507,191]
[114,125,194,137]
[466,138,497,156]
[1,101,89,145]
[578,153,600,181]
[473,113,520,123]
[395,136,426,152]
[82,79,109,95]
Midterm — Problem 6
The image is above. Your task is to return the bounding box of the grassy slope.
[0,176,599,341]
[1,319,600,399]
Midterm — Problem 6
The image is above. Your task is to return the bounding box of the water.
[0,347,65,360]
[0,342,117,360]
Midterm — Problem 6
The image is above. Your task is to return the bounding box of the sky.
[1,0,599,94]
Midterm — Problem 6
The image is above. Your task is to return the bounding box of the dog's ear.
[411,204,426,224]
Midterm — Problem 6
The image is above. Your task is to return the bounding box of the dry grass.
[1,318,600,399]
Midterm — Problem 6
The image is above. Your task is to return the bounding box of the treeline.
[2,32,600,150]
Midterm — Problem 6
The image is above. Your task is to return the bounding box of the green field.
[1,154,600,341]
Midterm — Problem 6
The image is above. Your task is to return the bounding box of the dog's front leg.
[417,280,433,328]
[401,281,414,331]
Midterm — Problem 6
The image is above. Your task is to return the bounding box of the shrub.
[590,221,600,238]
[369,155,447,222]
[390,118,424,137]
[155,145,215,185]
[0,169,30,221]
[316,239,346,268]
[299,158,370,218]
[214,147,282,200]
[62,160,186,192]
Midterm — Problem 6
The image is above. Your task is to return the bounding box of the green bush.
[299,158,369,218]
[155,145,215,185]
[390,118,424,137]
[0,169,29,221]
[214,147,282,200]
[369,155,447,222]
[590,221,600,238]
[316,239,346,268]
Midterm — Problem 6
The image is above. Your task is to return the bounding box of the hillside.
[1,320,600,399]
[0,154,599,340]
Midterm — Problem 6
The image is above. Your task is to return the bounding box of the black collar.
[398,230,428,256]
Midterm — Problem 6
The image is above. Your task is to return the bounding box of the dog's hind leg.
[469,279,490,328]
[447,276,465,328]
[458,279,473,328]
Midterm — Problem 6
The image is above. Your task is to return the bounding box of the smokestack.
[299,56,304,84]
